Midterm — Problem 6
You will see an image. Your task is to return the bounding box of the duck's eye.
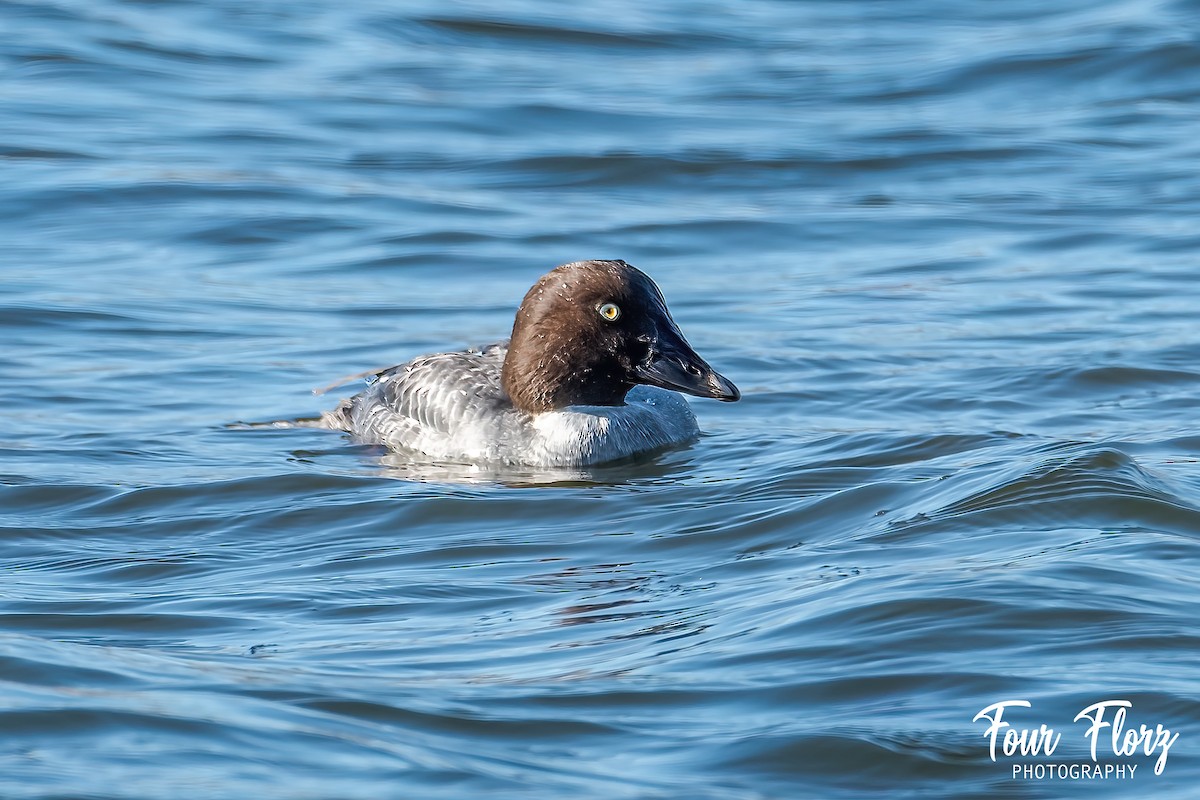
[598,302,621,322]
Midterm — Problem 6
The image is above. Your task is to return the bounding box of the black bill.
[633,340,740,402]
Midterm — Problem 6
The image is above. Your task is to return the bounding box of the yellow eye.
[598,302,621,322]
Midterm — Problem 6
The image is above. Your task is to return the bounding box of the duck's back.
[322,343,513,457]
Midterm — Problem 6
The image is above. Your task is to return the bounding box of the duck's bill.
[633,348,740,402]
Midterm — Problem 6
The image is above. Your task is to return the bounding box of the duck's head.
[502,260,740,413]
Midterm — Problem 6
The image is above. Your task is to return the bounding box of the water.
[3,0,1199,796]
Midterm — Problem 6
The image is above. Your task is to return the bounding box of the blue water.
[3,0,1200,796]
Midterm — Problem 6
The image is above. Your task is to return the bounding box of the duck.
[319,260,738,466]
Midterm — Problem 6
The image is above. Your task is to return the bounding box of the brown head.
[501,260,739,413]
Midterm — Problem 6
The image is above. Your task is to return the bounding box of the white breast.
[527,386,699,466]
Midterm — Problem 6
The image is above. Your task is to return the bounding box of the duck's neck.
[502,352,632,413]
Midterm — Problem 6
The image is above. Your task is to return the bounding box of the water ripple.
[4,0,1200,796]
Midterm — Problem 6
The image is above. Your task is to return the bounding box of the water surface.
[3,0,1200,796]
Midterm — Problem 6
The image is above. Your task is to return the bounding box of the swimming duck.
[320,260,738,466]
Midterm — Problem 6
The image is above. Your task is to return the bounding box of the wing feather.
[323,343,510,447]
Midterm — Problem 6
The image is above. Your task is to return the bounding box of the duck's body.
[320,260,737,467]
[322,343,699,466]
